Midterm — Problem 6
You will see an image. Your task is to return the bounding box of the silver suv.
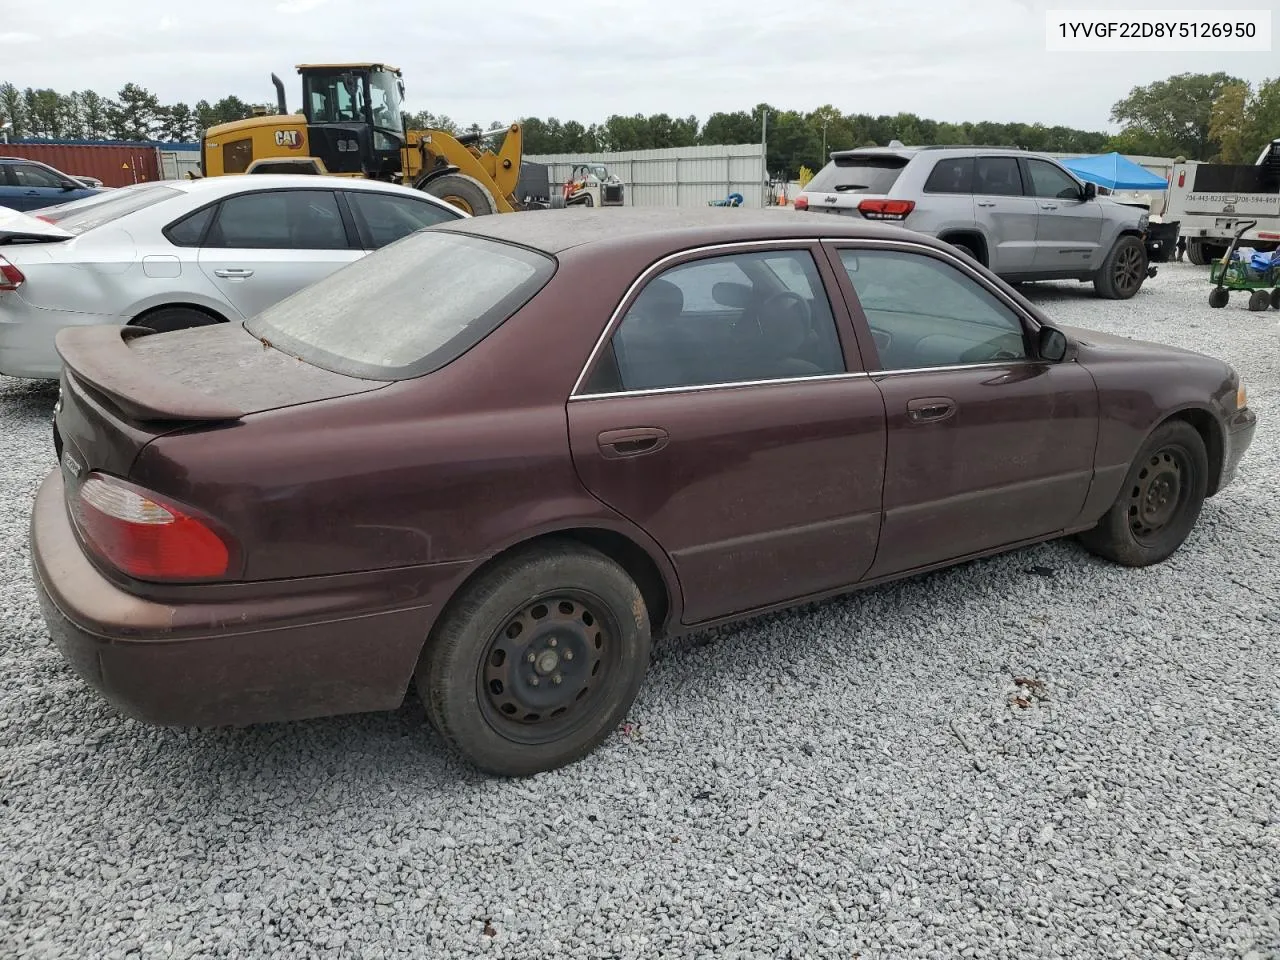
[796,145,1154,299]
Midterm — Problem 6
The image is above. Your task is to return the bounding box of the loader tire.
[421,173,498,216]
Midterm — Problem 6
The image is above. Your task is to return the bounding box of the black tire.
[1185,239,1208,266]
[421,172,497,216]
[1271,288,1280,310]
[1077,420,1208,567]
[1249,289,1271,312]
[1093,235,1148,299]
[1208,287,1229,308]
[131,307,222,334]
[947,239,982,264]
[417,541,652,777]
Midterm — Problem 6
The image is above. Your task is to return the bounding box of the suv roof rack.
[910,144,1027,151]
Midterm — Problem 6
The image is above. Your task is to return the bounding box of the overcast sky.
[2,0,1276,131]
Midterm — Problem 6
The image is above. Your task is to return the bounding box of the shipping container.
[0,142,164,187]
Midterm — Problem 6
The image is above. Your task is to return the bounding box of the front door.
[824,241,1099,578]
[1021,157,1104,272]
[972,155,1040,274]
[567,244,887,624]
[196,188,363,319]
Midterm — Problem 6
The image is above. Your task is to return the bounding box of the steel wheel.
[478,592,618,745]
[1127,447,1190,545]
[1113,243,1145,296]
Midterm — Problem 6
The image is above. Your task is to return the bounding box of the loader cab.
[298,63,406,179]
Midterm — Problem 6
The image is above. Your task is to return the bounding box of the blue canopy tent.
[1059,152,1168,191]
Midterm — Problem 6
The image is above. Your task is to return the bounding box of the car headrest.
[631,277,684,320]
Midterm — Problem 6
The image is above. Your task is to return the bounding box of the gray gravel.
[3,262,1279,959]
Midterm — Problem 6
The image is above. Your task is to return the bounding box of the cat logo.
[274,130,303,150]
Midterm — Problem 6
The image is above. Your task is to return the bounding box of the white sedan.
[0,174,466,379]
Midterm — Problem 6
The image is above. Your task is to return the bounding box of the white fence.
[159,149,202,180]
[525,144,767,208]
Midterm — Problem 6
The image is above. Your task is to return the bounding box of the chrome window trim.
[567,234,1055,403]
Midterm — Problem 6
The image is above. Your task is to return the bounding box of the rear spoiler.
[55,326,246,423]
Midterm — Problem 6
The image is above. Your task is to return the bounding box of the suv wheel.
[1093,235,1148,300]
[948,239,982,264]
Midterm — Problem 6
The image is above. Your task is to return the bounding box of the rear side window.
[37,184,184,235]
[205,190,349,250]
[344,191,461,249]
[974,157,1024,196]
[246,230,556,380]
[165,205,216,246]
[924,157,975,194]
[805,156,908,195]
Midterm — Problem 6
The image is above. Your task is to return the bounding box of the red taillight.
[794,195,809,211]
[0,256,24,292]
[857,199,916,221]
[72,473,232,580]
[1177,171,1186,187]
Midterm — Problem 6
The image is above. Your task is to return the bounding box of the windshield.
[806,155,909,194]
[246,229,556,381]
[37,183,183,235]
[368,70,405,135]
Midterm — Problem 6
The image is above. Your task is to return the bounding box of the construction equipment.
[198,63,523,215]
[550,163,625,208]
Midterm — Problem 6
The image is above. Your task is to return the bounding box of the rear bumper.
[1218,406,1257,493]
[29,469,459,727]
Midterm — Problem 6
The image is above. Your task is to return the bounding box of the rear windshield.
[246,229,556,381]
[39,184,184,235]
[806,155,909,194]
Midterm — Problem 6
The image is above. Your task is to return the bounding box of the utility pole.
[761,109,769,207]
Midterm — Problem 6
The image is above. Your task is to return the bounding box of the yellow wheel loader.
[198,63,524,215]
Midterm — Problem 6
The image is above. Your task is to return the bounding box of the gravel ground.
[2,261,1279,960]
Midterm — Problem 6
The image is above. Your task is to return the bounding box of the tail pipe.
[271,74,287,115]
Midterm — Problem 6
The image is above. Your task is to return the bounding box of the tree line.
[3,72,1276,178]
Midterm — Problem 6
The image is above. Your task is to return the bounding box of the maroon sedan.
[31,208,1255,776]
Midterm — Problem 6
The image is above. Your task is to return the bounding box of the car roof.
[162,174,453,198]
[436,206,928,255]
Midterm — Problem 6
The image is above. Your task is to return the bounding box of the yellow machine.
[199,63,524,215]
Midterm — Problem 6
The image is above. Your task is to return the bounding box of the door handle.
[597,427,669,459]
[1040,203,1059,210]
[213,268,255,279]
[24,190,39,196]
[906,397,956,424]
[976,200,996,208]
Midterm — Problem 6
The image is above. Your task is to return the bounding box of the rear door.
[196,188,363,319]
[341,190,463,250]
[1021,156,1103,271]
[567,243,887,625]
[972,155,1039,273]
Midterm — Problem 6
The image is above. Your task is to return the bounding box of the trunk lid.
[53,322,387,489]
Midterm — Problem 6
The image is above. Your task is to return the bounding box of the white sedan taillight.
[0,256,24,292]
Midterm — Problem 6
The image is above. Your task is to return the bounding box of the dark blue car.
[0,157,102,211]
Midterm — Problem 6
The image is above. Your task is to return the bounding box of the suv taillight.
[794,195,809,211]
[71,472,233,580]
[0,256,24,291]
[858,199,915,221]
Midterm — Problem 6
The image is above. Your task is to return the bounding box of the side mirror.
[1082,181,1097,201]
[1038,325,1068,362]
[61,182,80,191]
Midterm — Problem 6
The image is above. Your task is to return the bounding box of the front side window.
[345,191,460,249]
[205,190,348,250]
[973,157,1024,197]
[246,230,555,381]
[585,249,845,394]
[306,72,368,125]
[839,249,1028,369]
[1024,158,1084,200]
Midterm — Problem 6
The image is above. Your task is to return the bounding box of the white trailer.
[1165,139,1280,265]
